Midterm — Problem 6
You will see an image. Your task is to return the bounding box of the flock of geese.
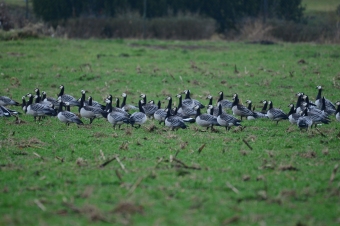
[1,85,340,132]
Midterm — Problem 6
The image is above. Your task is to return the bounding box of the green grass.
[302,0,339,13]
[1,38,340,226]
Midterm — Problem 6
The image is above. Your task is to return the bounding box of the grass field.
[1,38,340,226]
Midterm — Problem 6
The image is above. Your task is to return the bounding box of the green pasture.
[0,38,340,226]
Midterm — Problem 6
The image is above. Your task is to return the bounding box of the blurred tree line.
[32,0,304,32]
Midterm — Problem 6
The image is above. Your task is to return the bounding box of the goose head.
[245,100,252,104]
[140,93,146,98]
[81,90,86,94]
[59,85,64,89]
[316,85,322,90]
[122,93,127,97]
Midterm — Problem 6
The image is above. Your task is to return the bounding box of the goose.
[164,108,187,130]
[320,96,336,115]
[231,94,258,120]
[171,106,196,123]
[336,101,340,122]
[0,96,20,106]
[217,103,241,131]
[206,95,219,117]
[245,100,268,120]
[266,100,289,124]
[128,100,147,128]
[287,103,301,125]
[105,95,130,117]
[106,99,130,129]
[80,90,105,109]
[217,91,233,109]
[41,91,58,108]
[194,105,219,131]
[176,94,197,118]
[121,93,138,112]
[297,108,313,131]
[315,86,336,111]
[78,97,108,124]
[57,101,83,126]
[183,90,205,109]
[58,85,81,107]
[25,93,57,121]
[295,92,305,113]
[302,95,317,110]
[154,99,169,125]
[140,94,158,118]
[21,96,27,112]
[304,103,331,128]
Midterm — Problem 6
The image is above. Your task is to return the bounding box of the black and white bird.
[304,104,330,128]
[297,108,313,131]
[194,105,219,131]
[128,100,147,128]
[295,92,305,113]
[320,96,336,115]
[25,93,57,121]
[176,94,197,118]
[57,101,83,126]
[41,91,59,108]
[106,99,130,129]
[245,100,268,120]
[182,90,205,109]
[80,90,105,110]
[287,103,301,125]
[105,97,130,117]
[0,95,20,106]
[217,91,233,109]
[266,100,288,124]
[231,94,258,120]
[78,97,108,124]
[315,86,336,112]
[164,108,187,130]
[58,85,81,107]
[121,93,138,112]
[217,104,241,131]
[0,106,12,117]
[335,101,340,122]
[140,94,159,118]
[206,95,219,117]
[154,98,170,125]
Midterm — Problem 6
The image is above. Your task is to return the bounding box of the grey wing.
[219,99,233,109]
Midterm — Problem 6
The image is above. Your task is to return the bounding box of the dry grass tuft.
[119,141,129,150]
[222,215,240,225]
[113,202,144,215]
[76,158,87,167]
[300,151,317,158]
[146,123,158,132]
[125,127,132,136]
[278,164,298,171]
[92,132,108,138]
[239,150,248,156]
[242,175,251,181]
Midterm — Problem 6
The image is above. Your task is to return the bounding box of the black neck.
[157,100,161,109]
[262,102,268,112]
[195,107,201,117]
[81,92,86,102]
[166,98,172,109]
[58,102,63,113]
[296,95,302,107]
[321,97,326,111]
[116,98,120,108]
[35,96,41,103]
[288,105,295,116]
[218,92,223,102]
[42,93,46,100]
[58,86,64,97]
[269,102,273,110]
[88,97,93,106]
[121,95,126,108]
[28,95,33,105]
[185,91,191,99]
[208,98,212,106]
[177,96,182,108]
[232,96,239,107]
[316,89,322,100]
[35,89,40,97]
[247,102,252,110]
[218,104,222,116]
[142,95,147,105]
[107,101,112,113]
[138,100,145,113]
[336,104,340,114]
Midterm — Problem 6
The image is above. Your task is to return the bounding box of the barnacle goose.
[266,100,289,124]
[121,93,138,112]
[303,103,330,128]
[57,101,83,126]
[106,99,129,129]
[25,93,57,121]
[206,95,219,117]
[217,104,241,131]
[194,105,219,131]
[58,85,81,107]
[78,97,108,124]
[315,86,336,111]
[287,103,301,125]
[176,94,197,118]
[0,95,20,106]
[297,108,313,131]
[41,91,58,108]
[104,96,129,117]
[302,95,317,110]
[183,90,205,109]
[128,100,147,128]
[232,94,258,120]
[336,101,340,122]
[164,108,187,130]
[320,96,336,115]
[80,90,105,110]
[217,91,233,109]
[295,92,305,113]
[154,99,170,125]
[140,94,158,118]
[245,100,268,120]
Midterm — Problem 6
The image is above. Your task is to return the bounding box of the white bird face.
[317,85,322,89]
[26,93,32,97]
[288,103,293,108]
[302,95,307,100]
[122,93,127,97]
[336,101,340,106]
[42,91,46,95]
[88,96,92,100]
[207,95,212,99]
[148,100,154,104]
[34,95,39,99]
[140,94,146,98]
[22,96,25,100]
[218,91,223,95]
[268,101,272,105]
[105,99,110,104]
[140,99,145,104]
[166,96,171,101]
[246,100,251,104]
[81,90,86,94]
[65,102,70,106]
[59,85,64,89]
[34,88,39,93]
[208,105,213,109]
[176,94,181,98]
[261,100,267,104]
